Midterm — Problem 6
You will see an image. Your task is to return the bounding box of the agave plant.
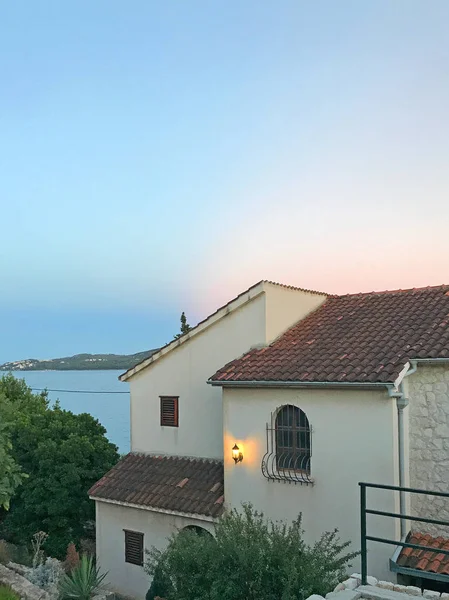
[59,556,107,600]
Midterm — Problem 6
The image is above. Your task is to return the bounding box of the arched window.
[182,525,213,538]
[275,405,311,474]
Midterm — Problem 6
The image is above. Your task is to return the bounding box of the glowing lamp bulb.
[232,444,243,464]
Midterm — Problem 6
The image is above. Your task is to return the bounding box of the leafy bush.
[28,557,65,599]
[0,420,26,511]
[146,563,171,600]
[59,555,107,600]
[5,542,33,567]
[0,540,32,567]
[0,585,20,600]
[145,504,358,600]
[0,374,119,558]
[0,541,10,565]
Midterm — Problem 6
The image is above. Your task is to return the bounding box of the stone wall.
[0,563,115,600]
[409,365,449,536]
[0,564,50,600]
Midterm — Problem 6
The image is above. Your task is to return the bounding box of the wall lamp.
[232,444,243,464]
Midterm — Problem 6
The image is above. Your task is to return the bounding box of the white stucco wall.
[129,283,328,460]
[408,365,449,536]
[129,292,267,459]
[223,386,400,581]
[264,283,326,344]
[95,501,214,599]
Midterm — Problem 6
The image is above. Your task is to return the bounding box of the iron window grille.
[160,396,179,427]
[124,530,144,566]
[261,404,313,485]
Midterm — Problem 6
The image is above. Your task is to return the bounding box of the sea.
[6,370,130,454]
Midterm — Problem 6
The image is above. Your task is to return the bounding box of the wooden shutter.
[124,530,144,566]
[160,396,179,427]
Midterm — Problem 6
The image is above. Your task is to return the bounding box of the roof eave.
[208,379,393,390]
[90,496,221,522]
[389,559,449,584]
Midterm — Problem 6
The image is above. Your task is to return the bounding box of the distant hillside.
[0,349,160,371]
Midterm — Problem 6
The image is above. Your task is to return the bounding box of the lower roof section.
[393,531,449,580]
[88,453,224,519]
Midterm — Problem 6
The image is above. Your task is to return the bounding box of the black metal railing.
[360,482,449,585]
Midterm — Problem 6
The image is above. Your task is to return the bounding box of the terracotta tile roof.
[397,532,449,575]
[88,453,224,519]
[120,280,327,382]
[211,285,449,385]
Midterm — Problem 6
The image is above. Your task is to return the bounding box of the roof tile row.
[211,286,449,384]
[88,453,224,519]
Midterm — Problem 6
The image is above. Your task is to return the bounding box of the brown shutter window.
[124,530,144,566]
[160,396,179,427]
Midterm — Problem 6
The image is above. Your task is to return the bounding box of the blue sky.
[1,1,448,361]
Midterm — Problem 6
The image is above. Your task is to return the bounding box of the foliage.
[0,585,20,600]
[0,541,10,565]
[79,538,95,558]
[146,563,171,600]
[0,374,119,559]
[28,557,65,599]
[4,543,32,567]
[173,312,192,339]
[0,349,159,372]
[0,420,26,511]
[59,555,107,600]
[145,504,358,600]
[64,543,81,573]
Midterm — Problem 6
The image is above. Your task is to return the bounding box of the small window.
[124,530,144,566]
[160,396,179,427]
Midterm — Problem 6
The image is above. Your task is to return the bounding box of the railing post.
[360,483,367,585]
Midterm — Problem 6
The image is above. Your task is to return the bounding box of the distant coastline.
[0,349,159,372]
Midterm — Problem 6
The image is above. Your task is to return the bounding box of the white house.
[89,281,449,598]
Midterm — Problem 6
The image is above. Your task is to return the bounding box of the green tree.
[0,374,119,558]
[173,312,192,339]
[146,504,358,600]
[0,420,25,510]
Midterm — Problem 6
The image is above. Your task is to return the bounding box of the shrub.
[0,541,10,565]
[28,557,65,599]
[6,542,32,567]
[145,504,358,600]
[64,542,80,573]
[0,585,20,600]
[59,555,107,600]
[0,375,119,559]
[146,563,171,600]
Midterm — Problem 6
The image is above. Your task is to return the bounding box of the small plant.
[64,543,80,573]
[0,541,10,565]
[28,557,65,599]
[31,531,48,568]
[0,585,20,600]
[59,555,107,600]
